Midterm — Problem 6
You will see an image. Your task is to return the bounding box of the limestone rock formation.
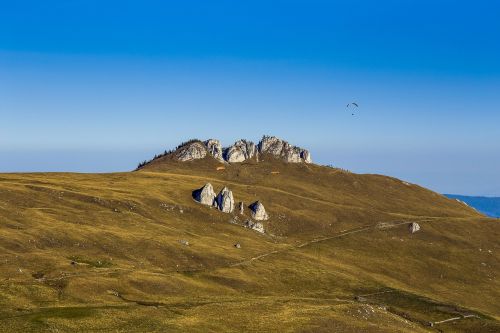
[224,139,257,163]
[244,219,265,233]
[301,150,312,164]
[144,135,312,167]
[176,141,207,161]
[409,222,420,233]
[204,139,224,162]
[249,201,269,221]
[258,136,311,164]
[193,183,216,206]
[216,187,235,213]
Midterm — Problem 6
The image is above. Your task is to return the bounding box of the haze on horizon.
[1,1,499,196]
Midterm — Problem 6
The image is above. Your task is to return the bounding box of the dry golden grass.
[0,157,498,332]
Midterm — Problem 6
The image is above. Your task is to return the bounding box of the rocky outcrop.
[249,201,269,221]
[204,139,224,162]
[216,187,235,213]
[193,183,216,206]
[301,150,312,164]
[176,141,207,161]
[224,139,257,163]
[409,222,420,233]
[258,136,311,164]
[152,135,312,166]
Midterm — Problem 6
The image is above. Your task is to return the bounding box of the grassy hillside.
[0,157,498,332]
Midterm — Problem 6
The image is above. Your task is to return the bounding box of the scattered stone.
[193,183,217,206]
[409,222,420,233]
[249,201,269,221]
[176,141,207,161]
[244,219,265,233]
[239,201,244,215]
[234,243,241,249]
[178,239,189,246]
[216,187,235,213]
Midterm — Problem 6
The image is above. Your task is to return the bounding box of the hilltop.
[0,137,498,332]
[137,136,312,170]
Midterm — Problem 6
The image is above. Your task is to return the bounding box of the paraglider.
[346,102,358,115]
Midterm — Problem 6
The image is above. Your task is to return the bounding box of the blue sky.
[1,0,499,196]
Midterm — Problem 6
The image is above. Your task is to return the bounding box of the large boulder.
[258,136,311,163]
[224,139,257,163]
[176,141,207,161]
[193,183,216,206]
[409,222,421,233]
[204,139,224,162]
[249,201,269,221]
[216,187,235,213]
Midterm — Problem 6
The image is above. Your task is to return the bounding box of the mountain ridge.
[137,135,312,170]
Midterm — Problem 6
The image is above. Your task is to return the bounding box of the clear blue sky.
[1,0,499,196]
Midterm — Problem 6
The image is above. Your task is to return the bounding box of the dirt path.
[231,220,419,267]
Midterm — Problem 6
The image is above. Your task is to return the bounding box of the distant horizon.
[0,138,499,198]
[2,1,499,196]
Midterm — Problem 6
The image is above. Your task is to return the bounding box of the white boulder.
[249,201,269,221]
[194,183,216,206]
[216,187,235,213]
[409,222,421,233]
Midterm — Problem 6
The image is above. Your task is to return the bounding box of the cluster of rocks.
[193,183,269,233]
[176,136,312,164]
[249,201,269,221]
[193,183,269,220]
[193,183,235,213]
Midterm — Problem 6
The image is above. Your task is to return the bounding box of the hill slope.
[445,194,500,218]
[0,157,498,332]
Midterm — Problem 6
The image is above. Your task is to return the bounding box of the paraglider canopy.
[346,102,358,115]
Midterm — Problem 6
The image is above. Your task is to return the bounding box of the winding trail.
[230,220,423,267]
